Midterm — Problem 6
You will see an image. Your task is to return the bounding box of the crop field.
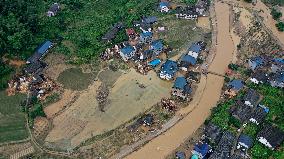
[0,91,28,143]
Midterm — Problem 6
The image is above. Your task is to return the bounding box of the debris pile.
[7,73,59,101]
[100,45,120,61]
[161,98,177,112]
[136,62,151,75]
[96,84,109,112]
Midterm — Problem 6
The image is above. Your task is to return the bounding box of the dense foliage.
[271,8,282,20]
[29,103,46,119]
[0,0,158,62]
[276,22,284,32]
[262,0,284,6]
[0,61,14,90]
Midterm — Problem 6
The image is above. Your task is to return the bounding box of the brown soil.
[44,53,73,80]
[33,117,49,138]
[197,17,211,30]
[44,89,78,119]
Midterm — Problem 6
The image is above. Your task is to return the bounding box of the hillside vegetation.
[0,0,157,62]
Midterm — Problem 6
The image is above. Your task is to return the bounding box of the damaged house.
[126,28,136,39]
[47,3,60,17]
[271,58,284,73]
[192,142,210,159]
[175,6,198,20]
[205,123,222,143]
[208,131,236,159]
[186,71,201,83]
[140,31,153,44]
[150,40,164,56]
[159,60,178,80]
[119,45,136,61]
[102,22,124,42]
[172,76,192,100]
[248,56,264,71]
[257,124,284,150]
[269,71,284,88]
[27,40,53,64]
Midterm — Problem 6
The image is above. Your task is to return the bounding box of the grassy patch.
[156,15,205,56]
[57,68,94,91]
[0,91,28,143]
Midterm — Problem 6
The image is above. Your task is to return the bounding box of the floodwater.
[124,2,234,159]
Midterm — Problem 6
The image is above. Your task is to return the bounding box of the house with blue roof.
[150,40,163,55]
[119,45,136,61]
[192,143,210,159]
[140,31,153,43]
[172,76,192,99]
[159,1,170,12]
[179,54,197,71]
[175,151,186,159]
[148,59,161,67]
[237,134,253,151]
[227,79,244,92]
[187,43,202,59]
[269,72,284,88]
[27,40,53,64]
[248,56,264,71]
[271,58,284,73]
[159,60,178,80]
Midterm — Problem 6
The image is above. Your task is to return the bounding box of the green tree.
[276,22,284,32]
[271,8,282,20]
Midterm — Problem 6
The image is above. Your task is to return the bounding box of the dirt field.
[197,17,211,30]
[45,69,172,150]
[125,2,234,158]
[44,89,78,119]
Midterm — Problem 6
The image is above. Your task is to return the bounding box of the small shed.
[175,151,186,159]
[47,3,60,17]
[159,1,170,13]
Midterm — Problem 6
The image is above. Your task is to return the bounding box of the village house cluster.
[175,55,284,159]
[7,40,58,106]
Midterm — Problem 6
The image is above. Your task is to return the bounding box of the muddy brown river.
[124,2,234,159]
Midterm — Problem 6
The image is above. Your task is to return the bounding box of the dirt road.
[124,2,234,159]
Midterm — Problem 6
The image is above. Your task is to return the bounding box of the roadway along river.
[124,1,234,159]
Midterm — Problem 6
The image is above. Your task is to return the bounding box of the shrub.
[276,22,284,32]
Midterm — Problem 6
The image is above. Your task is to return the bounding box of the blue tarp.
[36,40,53,54]
[173,77,187,90]
[149,59,161,67]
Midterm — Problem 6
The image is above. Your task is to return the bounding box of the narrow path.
[124,1,234,159]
